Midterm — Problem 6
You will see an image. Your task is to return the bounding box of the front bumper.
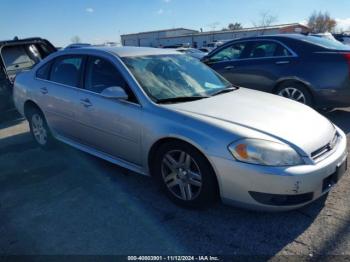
[212,129,348,211]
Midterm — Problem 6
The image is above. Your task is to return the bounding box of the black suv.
[0,37,56,113]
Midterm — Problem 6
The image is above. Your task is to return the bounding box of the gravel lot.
[0,108,349,257]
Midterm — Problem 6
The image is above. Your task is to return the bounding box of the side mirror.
[101,86,128,100]
[201,55,210,64]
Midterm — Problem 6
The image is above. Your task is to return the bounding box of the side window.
[50,56,83,87]
[248,41,292,58]
[36,61,52,80]
[85,56,137,103]
[209,42,247,62]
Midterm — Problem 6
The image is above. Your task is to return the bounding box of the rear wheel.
[276,82,313,106]
[152,141,219,208]
[27,108,55,149]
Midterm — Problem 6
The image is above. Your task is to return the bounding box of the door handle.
[80,98,92,108]
[40,87,48,94]
[275,61,290,65]
[224,65,235,70]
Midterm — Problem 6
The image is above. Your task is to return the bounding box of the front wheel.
[152,141,219,208]
[27,108,55,149]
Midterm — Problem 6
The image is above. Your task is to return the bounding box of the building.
[121,28,198,47]
[121,23,309,48]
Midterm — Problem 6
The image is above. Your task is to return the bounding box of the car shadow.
[0,109,23,126]
[0,131,326,256]
[92,155,326,256]
[2,109,349,256]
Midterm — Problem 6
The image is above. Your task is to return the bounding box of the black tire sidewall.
[152,141,219,208]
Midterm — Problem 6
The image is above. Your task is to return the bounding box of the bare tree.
[253,11,277,28]
[252,11,278,35]
[71,36,81,43]
[307,11,337,33]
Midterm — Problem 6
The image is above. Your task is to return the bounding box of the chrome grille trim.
[311,132,339,161]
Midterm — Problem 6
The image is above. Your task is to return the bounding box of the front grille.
[311,132,339,161]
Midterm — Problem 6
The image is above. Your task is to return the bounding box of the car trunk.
[0,38,56,113]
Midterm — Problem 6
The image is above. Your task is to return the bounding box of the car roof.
[225,34,309,42]
[77,46,180,57]
[0,37,54,47]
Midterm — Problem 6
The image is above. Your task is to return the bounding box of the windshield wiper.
[211,86,237,97]
[156,96,209,104]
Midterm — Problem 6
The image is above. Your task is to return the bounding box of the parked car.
[198,47,212,53]
[310,32,342,43]
[175,47,207,59]
[0,37,56,112]
[202,34,350,108]
[14,47,348,211]
[162,44,183,49]
[65,43,92,49]
[334,33,350,46]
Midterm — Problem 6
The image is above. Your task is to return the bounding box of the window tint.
[209,43,247,62]
[36,61,52,80]
[248,41,291,58]
[85,57,126,93]
[50,56,83,87]
[85,56,137,103]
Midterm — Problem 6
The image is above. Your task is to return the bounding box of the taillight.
[344,53,350,75]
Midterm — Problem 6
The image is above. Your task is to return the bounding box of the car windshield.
[122,54,232,102]
[303,36,350,50]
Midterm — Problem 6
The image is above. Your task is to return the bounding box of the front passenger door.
[75,56,143,165]
[205,42,249,85]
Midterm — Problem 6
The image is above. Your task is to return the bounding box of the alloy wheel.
[278,87,306,104]
[31,114,48,145]
[161,150,202,201]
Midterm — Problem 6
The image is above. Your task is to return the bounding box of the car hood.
[164,88,336,156]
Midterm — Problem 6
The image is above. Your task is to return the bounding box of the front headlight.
[228,139,304,166]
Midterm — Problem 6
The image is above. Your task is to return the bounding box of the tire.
[152,141,219,208]
[27,108,55,150]
[275,82,313,106]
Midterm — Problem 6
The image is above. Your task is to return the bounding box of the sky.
[1,0,350,47]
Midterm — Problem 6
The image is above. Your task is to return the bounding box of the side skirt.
[55,134,149,176]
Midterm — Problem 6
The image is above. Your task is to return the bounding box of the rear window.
[1,45,36,72]
[302,36,350,50]
[49,56,84,87]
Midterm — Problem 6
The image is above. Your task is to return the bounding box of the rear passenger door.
[35,55,85,139]
[75,55,143,165]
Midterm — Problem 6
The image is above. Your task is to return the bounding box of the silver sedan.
[13,47,348,211]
